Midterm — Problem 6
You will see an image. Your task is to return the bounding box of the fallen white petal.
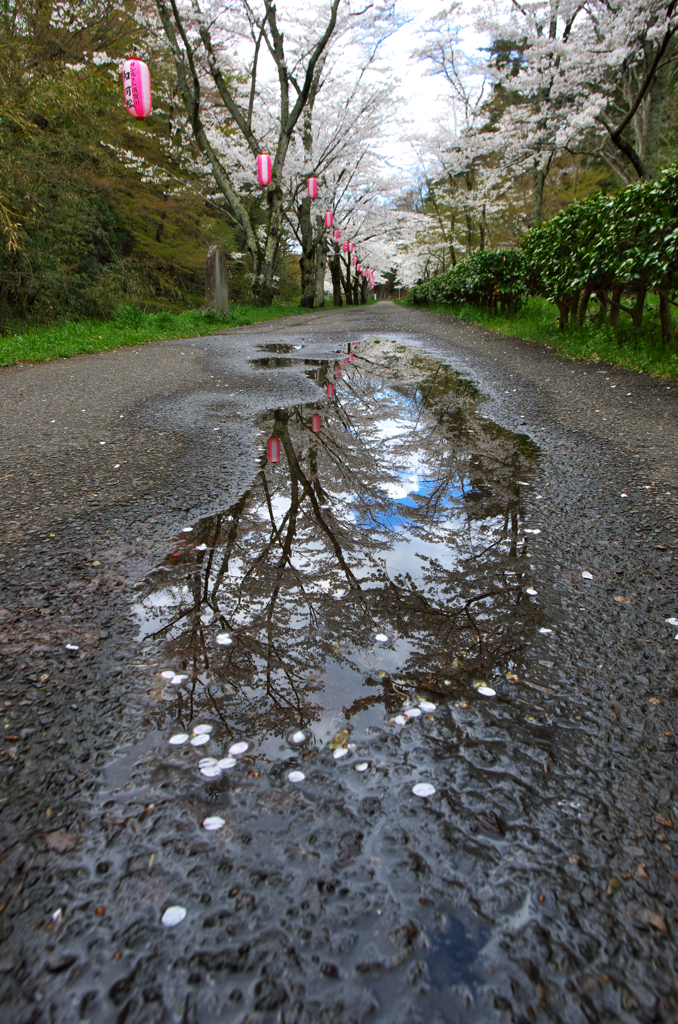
[394,715,407,725]
[333,747,349,759]
[161,671,176,679]
[665,617,678,626]
[539,628,553,634]
[202,816,225,831]
[526,588,538,595]
[524,528,541,534]
[216,633,232,645]
[65,643,79,650]
[192,724,213,735]
[374,633,388,642]
[621,492,628,497]
[216,756,237,770]
[161,906,186,927]
[198,758,218,768]
[229,741,248,755]
[170,674,187,685]
[169,733,189,745]
[288,770,305,782]
[419,701,436,712]
[182,527,193,533]
[412,783,436,798]
[200,765,221,778]
[190,734,210,746]
[404,708,421,718]
[355,762,369,772]
[291,730,306,745]
[477,686,496,696]
[51,908,63,923]
[581,571,593,580]
[195,543,208,551]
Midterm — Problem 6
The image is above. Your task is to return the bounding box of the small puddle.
[132,342,541,757]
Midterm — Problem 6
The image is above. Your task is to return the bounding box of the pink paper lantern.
[325,382,335,398]
[324,211,333,229]
[334,364,341,376]
[352,256,357,266]
[348,242,354,253]
[267,437,281,463]
[342,240,348,252]
[307,176,318,199]
[257,154,272,187]
[122,58,152,120]
[334,228,341,241]
[356,262,361,271]
[311,414,321,434]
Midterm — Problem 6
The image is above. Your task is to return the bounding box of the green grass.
[0,301,326,367]
[402,295,678,379]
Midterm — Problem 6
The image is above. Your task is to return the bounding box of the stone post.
[205,245,228,314]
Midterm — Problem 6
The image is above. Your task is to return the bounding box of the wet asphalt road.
[1,301,678,1023]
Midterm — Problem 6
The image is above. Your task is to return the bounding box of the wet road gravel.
[1,301,677,1024]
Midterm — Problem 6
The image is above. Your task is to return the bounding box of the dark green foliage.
[410,165,678,347]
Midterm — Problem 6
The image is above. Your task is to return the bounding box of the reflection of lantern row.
[325,382,335,397]
[267,437,281,463]
[307,176,318,199]
[122,58,152,119]
[257,153,272,187]
[311,414,321,433]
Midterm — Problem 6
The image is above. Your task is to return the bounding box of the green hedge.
[409,165,678,344]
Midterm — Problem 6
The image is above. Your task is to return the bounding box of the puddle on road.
[133,342,542,760]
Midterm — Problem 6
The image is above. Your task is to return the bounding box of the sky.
[377,0,488,172]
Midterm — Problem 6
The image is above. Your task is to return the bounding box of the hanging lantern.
[257,154,272,187]
[122,57,152,120]
[334,228,341,241]
[325,382,335,398]
[352,255,357,266]
[311,414,321,433]
[348,241,354,253]
[356,262,361,271]
[267,437,281,463]
[307,176,318,199]
[342,240,348,252]
[324,211,333,229]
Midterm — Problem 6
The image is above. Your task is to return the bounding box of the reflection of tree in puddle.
[135,344,541,749]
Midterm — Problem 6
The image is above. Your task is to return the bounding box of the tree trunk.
[465,209,473,255]
[341,255,353,305]
[529,165,547,227]
[555,297,569,331]
[609,285,623,330]
[631,284,647,331]
[578,284,593,325]
[360,275,369,304]
[479,204,487,250]
[658,288,674,344]
[313,216,326,308]
[352,277,360,305]
[297,196,316,308]
[329,247,342,307]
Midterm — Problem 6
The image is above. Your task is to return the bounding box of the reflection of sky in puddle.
[132,346,540,762]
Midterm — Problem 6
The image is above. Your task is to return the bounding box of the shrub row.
[409,165,678,343]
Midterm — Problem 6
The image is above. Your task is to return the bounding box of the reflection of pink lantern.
[122,58,152,119]
[311,413,321,433]
[324,211,333,229]
[343,357,348,364]
[347,353,353,361]
[267,437,281,463]
[325,382,335,397]
[342,240,348,252]
[334,228,341,241]
[307,176,318,199]
[257,154,272,186]
[352,255,357,266]
[348,241,354,253]
[335,364,341,376]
